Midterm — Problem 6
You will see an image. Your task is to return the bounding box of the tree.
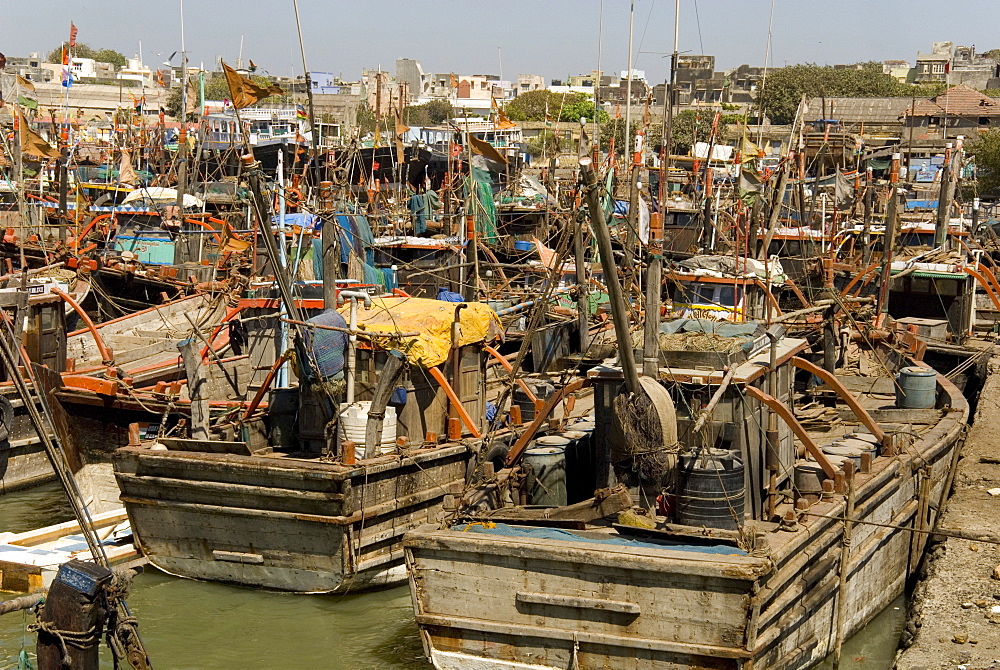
[755,62,945,125]
[560,97,609,123]
[46,43,126,68]
[599,110,737,157]
[403,99,453,126]
[526,130,563,158]
[93,49,127,68]
[982,48,1000,60]
[356,101,377,135]
[968,129,1000,197]
[506,90,607,123]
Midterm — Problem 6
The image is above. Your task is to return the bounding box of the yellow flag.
[469,135,508,165]
[220,235,252,254]
[221,61,283,109]
[16,75,35,92]
[18,108,60,159]
[395,120,410,136]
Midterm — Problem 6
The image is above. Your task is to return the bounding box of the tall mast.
[643,0,679,378]
[622,0,637,271]
[174,0,192,263]
[292,0,321,190]
[623,1,635,161]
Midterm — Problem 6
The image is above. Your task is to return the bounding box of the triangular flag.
[221,61,283,109]
[118,148,137,187]
[16,75,35,92]
[468,135,508,165]
[496,108,517,130]
[17,108,60,159]
[17,96,37,111]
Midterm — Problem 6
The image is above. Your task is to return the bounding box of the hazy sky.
[5,0,1000,83]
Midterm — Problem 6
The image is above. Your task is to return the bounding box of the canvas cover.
[339,297,502,369]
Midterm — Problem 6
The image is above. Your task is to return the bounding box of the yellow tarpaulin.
[340,297,502,369]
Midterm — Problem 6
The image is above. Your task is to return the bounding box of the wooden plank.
[415,613,753,659]
[516,591,641,615]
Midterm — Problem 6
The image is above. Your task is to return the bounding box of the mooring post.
[832,461,856,669]
[35,560,112,670]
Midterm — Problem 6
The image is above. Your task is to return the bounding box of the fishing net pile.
[300,309,348,396]
[610,378,679,487]
[656,331,749,354]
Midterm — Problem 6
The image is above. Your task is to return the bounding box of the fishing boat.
[404,324,967,669]
[111,296,515,593]
[0,285,71,492]
[204,106,311,177]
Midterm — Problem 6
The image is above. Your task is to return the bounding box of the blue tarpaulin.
[454,522,746,556]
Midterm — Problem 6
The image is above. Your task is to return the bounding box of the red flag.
[944,61,951,75]
[69,23,78,48]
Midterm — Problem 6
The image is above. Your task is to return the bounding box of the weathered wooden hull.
[0,389,54,494]
[114,444,470,593]
[404,383,968,669]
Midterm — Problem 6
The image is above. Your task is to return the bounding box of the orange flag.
[222,61,283,109]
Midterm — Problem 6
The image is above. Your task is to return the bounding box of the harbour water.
[0,483,902,669]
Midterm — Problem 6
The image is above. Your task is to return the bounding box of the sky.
[4,0,1000,84]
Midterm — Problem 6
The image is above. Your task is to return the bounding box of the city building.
[915,41,1000,88]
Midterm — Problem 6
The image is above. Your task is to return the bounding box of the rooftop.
[903,85,1000,118]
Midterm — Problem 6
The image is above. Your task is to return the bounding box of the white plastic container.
[338,401,398,460]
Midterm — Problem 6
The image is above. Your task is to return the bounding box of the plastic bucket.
[338,401,397,460]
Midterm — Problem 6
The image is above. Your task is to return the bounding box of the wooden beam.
[505,378,589,467]
[742,384,837,479]
[790,356,891,453]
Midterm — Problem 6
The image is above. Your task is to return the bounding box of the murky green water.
[0,483,426,669]
[0,484,902,669]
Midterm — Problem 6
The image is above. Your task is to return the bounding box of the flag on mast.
[221,61,283,109]
[68,23,78,48]
[17,107,60,159]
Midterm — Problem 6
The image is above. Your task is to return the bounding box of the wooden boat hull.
[114,443,470,593]
[0,389,55,493]
[404,384,968,669]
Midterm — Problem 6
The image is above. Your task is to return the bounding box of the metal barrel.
[523,436,570,506]
[676,452,745,530]
[895,366,937,409]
